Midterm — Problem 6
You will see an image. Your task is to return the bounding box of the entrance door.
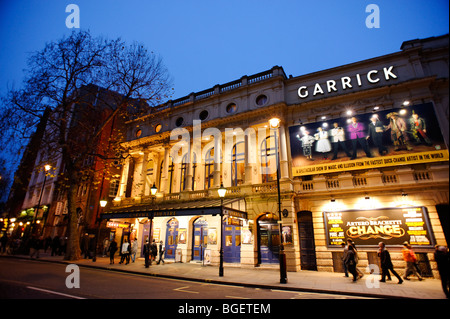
[192,218,208,261]
[257,214,279,264]
[223,222,241,263]
[298,211,317,270]
[165,218,179,259]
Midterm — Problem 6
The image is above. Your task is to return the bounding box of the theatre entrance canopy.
[100,198,247,220]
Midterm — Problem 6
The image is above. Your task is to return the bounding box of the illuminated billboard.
[323,206,435,248]
[289,102,449,176]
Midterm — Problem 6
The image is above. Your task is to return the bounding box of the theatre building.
[101,34,448,276]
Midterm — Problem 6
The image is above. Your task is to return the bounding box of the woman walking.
[344,244,359,282]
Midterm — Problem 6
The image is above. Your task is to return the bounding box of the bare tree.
[1,30,172,260]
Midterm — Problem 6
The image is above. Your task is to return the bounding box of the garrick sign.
[324,206,435,247]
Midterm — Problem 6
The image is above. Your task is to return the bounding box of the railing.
[413,170,432,181]
[382,174,398,184]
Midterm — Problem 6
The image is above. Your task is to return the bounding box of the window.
[226,103,237,114]
[180,153,197,191]
[231,142,245,186]
[199,110,209,121]
[260,135,277,183]
[175,117,184,127]
[256,94,268,106]
[109,179,120,197]
[159,156,174,193]
[155,124,162,133]
[204,148,215,189]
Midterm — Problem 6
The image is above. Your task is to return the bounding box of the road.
[0,258,371,300]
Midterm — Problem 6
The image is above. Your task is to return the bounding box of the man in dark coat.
[143,240,150,268]
[378,242,403,284]
[434,245,449,298]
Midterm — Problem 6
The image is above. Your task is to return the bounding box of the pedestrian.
[347,239,364,279]
[51,235,60,256]
[29,235,42,259]
[109,239,117,264]
[402,242,423,281]
[341,242,349,277]
[0,233,8,254]
[43,236,52,253]
[378,242,403,284]
[157,240,165,265]
[131,238,138,263]
[143,240,150,268]
[434,245,449,298]
[119,239,130,264]
[344,244,359,282]
[102,237,110,257]
[150,239,158,264]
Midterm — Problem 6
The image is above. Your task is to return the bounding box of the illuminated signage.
[106,221,130,228]
[297,66,398,99]
[323,206,435,247]
[289,102,448,176]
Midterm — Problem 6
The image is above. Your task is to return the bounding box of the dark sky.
[0,0,448,199]
[0,0,448,98]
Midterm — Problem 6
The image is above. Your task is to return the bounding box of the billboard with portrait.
[289,102,448,176]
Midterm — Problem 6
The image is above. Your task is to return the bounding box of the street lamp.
[269,117,288,284]
[218,183,227,277]
[151,183,158,196]
[93,198,108,262]
[32,164,51,236]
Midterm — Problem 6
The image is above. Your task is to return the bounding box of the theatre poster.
[289,102,449,176]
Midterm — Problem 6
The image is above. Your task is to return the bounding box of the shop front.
[101,198,248,265]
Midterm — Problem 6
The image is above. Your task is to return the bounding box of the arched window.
[204,148,214,189]
[159,156,174,193]
[231,142,245,186]
[260,135,277,183]
[180,153,196,191]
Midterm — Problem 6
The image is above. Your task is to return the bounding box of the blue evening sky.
[0,0,448,100]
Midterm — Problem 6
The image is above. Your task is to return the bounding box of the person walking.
[347,239,364,279]
[119,239,130,265]
[341,242,349,277]
[378,242,403,284]
[344,244,359,282]
[109,239,118,264]
[0,233,8,254]
[434,245,449,298]
[131,238,138,263]
[29,235,42,259]
[402,242,423,281]
[157,240,165,265]
[150,239,158,265]
[143,240,151,268]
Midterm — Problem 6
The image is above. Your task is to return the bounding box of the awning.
[100,198,247,220]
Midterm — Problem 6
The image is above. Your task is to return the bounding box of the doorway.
[223,218,241,263]
[257,213,280,264]
[192,217,208,261]
[164,218,179,259]
[297,211,317,270]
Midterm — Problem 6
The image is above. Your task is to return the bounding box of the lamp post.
[32,164,51,235]
[218,183,227,277]
[93,198,108,262]
[269,117,288,284]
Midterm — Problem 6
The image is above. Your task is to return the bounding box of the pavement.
[1,252,447,299]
